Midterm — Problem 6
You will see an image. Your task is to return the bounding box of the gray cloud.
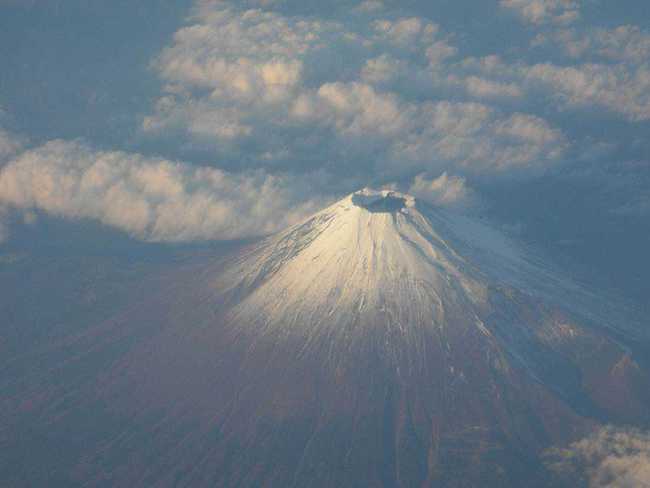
[545,426,650,487]
[0,140,327,242]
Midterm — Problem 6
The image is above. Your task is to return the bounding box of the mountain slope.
[2,189,649,487]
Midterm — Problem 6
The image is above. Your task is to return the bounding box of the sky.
[0,0,648,310]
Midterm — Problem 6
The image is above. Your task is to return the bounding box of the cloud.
[143,97,253,141]
[408,172,476,209]
[143,0,566,181]
[0,140,325,242]
[500,0,580,26]
[310,82,409,136]
[153,6,314,102]
[545,426,650,487]
[464,76,523,99]
[360,54,405,84]
[355,0,383,13]
[0,123,27,242]
[512,23,650,121]
[372,17,438,47]
[458,53,650,122]
[535,25,650,63]
[524,63,650,122]
[293,84,566,174]
[392,102,566,173]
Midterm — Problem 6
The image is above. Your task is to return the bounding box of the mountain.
[2,189,649,487]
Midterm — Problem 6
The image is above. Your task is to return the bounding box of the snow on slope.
[207,188,642,380]
[220,190,481,324]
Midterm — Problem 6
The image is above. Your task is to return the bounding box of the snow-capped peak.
[210,188,632,372]
[214,189,516,357]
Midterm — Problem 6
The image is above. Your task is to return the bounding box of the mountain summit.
[218,188,497,367]
[215,189,597,377]
[3,189,649,487]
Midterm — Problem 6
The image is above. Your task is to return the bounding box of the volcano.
[2,189,650,487]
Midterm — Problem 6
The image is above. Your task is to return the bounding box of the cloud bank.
[0,137,478,241]
[142,0,571,180]
[2,0,648,243]
[0,140,325,242]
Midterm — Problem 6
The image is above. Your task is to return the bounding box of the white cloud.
[0,140,324,242]
[493,113,562,145]
[0,124,26,242]
[372,17,438,47]
[152,5,324,103]
[393,101,566,173]
[458,52,650,122]
[314,82,410,136]
[2,1,647,244]
[523,23,650,121]
[545,426,650,488]
[540,26,650,63]
[464,76,523,99]
[425,40,458,67]
[525,63,650,122]
[588,26,650,63]
[143,97,253,142]
[144,2,358,152]
[143,0,571,182]
[294,85,566,174]
[409,172,476,209]
[500,0,580,26]
[360,54,404,84]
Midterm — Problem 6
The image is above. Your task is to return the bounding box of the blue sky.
[0,0,648,310]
